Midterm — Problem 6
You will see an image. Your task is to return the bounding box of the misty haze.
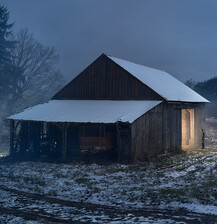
[0,1,217,223]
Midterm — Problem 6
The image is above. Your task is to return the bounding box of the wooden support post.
[62,123,69,162]
[116,122,131,163]
[10,120,15,157]
[116,123,120,162]
[162,103,164,153]
[20,121,28,155]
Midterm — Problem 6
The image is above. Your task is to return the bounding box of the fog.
[3,0,217,82]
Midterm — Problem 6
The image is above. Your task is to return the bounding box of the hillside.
[186,77,217,117]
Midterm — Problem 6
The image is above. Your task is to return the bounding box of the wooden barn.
[8,54,209,162]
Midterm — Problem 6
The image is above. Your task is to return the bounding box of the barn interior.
[181,109,195,150]
[10,120,118,161]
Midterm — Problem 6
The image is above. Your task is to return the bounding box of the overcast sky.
[3,0,217,83]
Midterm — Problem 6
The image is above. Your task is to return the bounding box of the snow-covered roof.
[107,55,209,103]
[8,100,162,123]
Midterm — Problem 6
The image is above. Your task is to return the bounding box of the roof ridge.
[106,54,168,74]
[106,55,209,103]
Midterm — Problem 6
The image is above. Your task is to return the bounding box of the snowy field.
[0,119,216,223]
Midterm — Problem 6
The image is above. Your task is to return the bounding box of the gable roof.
[8,100,162,124]
[106,55,209,103]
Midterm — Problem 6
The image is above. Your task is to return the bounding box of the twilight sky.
[2,0,217,82]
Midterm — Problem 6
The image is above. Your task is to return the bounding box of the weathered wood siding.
[192,107,205,149]
[131,104,163,160]
[163,103,182,153]
[53,54,162,100]
[131,102,191,161]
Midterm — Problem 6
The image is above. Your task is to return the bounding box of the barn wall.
[131,102,190,161]
[193,107,205,149]
[53,54,163,100]
[163,103,182,153]
[131,104,163,161]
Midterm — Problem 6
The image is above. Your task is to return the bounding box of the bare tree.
[8,28,65,113]
[0,29,65,150]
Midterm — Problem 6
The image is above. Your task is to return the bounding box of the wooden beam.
[12,120,21,133]
[62,123,69,162]
[10,120,15,157]
[116,123,120,162]
[53,122,64,130]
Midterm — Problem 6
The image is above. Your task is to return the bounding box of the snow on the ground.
[0,150,216,215]
[0,118,216,223]
[0,215,40,224]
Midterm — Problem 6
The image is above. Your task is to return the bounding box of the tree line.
[186,78,217,117]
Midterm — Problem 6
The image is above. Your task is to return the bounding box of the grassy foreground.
[0,149,216,215]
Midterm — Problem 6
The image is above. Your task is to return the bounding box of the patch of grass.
[155,171,165,178]
[33,186,43,193]
[23,176,34,183]
[75,177,89,185]
[212,191,217,201]
[7,172,16,181]
[89,186,100,194]
[140,187,189,204]
[22,176,46,187]
[48,189,57,196]
[159,188,186,198]
[71,170,85,179]
[104,166,127,174]
[64,181,71,186]
[153,152,188,169]
[53,171,65,178]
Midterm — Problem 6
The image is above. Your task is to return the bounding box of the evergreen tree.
[0,4,15,99]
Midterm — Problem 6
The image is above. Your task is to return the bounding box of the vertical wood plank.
[10,120,14,157]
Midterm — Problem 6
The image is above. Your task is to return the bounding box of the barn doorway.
[77,125,118,161]
[182,109,195,150]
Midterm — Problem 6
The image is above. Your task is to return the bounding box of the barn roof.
[8,100,162,124]
[107,55,209,103]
